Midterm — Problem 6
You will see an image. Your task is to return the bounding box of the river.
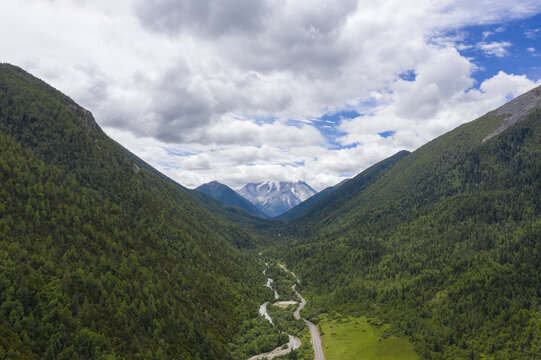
[249,262,325,360]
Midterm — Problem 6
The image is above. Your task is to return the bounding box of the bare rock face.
[483,85,541,143]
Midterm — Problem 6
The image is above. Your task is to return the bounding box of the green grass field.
[319,315,419,360]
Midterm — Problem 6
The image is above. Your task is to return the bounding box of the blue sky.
[313,110,359,149]
[2,0,541,190]
[456,12,541,84]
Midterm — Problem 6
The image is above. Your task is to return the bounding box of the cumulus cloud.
[339,71,541,154]
[194,118,324,146]
[1,0,541,190]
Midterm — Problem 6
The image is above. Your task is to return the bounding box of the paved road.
[304,319,324,360]
[292,284,325,360]
[279,263,300,284]
[291,285,305,320]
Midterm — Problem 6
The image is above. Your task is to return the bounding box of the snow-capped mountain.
[237,181,317,217]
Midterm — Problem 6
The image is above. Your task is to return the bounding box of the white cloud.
[482,31,494,39]
[339,71,541,155]
[527,47,536,52]
[1,0,541,191]
[525,28,541,39]
[477,41,512,57]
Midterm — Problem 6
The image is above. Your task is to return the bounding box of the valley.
[2,63,541,359]
[237,260,324,360]
[246,260,419,360]
[4,1,541,359]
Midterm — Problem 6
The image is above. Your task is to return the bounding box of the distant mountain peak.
[237,181,317,217]
[204,180,224,190]
[195,181,269,218]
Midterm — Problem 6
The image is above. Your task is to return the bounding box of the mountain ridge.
[196,180,269,218]
[276,181,345,221]
[275,84,541,359]
[0,63,264,358]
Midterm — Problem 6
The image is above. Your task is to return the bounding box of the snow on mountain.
[237,181,317,217]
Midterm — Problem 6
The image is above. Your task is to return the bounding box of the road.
[292,284,325,360]
[304,319,324,360]
[291,284,305,320]
[279,263,300,284]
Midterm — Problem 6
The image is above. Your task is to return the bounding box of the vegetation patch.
[319,314,418,360]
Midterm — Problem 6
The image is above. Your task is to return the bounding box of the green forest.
[0,64,266,359]
[272,99,541,359]
[2,62,541,360]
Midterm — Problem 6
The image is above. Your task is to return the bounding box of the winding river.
[249,263,325,360]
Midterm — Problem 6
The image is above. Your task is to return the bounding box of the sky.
[1,0,541,191]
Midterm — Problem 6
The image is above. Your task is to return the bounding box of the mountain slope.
[276,179,349,221]
[279,151,410,222]
[238,181,317,217]
[119,147,274,243]
[278,85,541,359]
[196,181,269,218]
[280,149,410,236]
[0,63,264,358]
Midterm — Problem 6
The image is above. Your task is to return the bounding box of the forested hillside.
[276,179,348,221]
[281,150,410,226]
[118,144,273,232]
[196,181,269,219]
[276,86,541,359]
[0,64,265,359]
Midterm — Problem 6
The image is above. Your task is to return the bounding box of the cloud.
[482,31,494,39]
[1,0,541,190]
[339,71,541,153]
[525,28,541,39]
[195,119,324,147]
[476,41,512,57]
[105,68,541,192]
[135,0,270,37]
